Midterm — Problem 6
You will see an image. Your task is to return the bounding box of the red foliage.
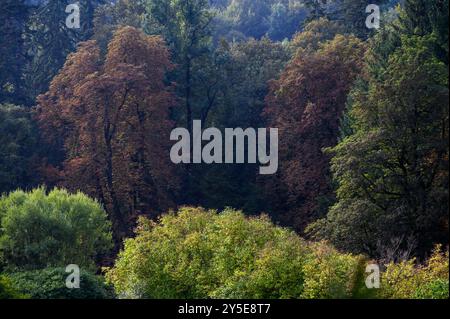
[37,27,179,239]
[264,35,366,232]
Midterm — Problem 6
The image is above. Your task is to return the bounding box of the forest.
[0,0,448,299]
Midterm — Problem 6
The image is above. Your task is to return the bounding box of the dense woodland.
[0,0,448,299]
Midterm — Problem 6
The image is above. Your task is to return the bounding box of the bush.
[106,207,367,299]
[379,246,449,299]
[301,243,368,299]
[0,188,113,271]
[7,267,114,299]
[0,274,27,299]
[414,279,449,299]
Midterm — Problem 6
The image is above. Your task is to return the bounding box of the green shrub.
[301,242,368,299]
[0,274,27,299]
[0,187,113,271]
[379,246,449,299]
[8,267,114,299]
[106,207,368,299]
[414,279,449,299]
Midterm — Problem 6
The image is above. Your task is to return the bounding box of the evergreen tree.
[0,0,29,105]
[309,1,449,257]
[24,0,105,102]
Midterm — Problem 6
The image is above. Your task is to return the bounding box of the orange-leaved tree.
[264,34,366,232]
[37,26,179,240]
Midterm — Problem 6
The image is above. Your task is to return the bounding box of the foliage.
[414,279,449,299]
[0,188,112,271]
[185,37,290,213]
[308,14,449,257]
[301,243,367,299]
[290,18,346,53]
[379,246,449,299]
[264,34,366,232]
[106,207,368,299]
[7,267,114,299]
[0,274,27,299]
[24,1,106,101]
[0,104,39,194]
[36,26,179,239]
[0,1,29,105]
[93,0,146,50]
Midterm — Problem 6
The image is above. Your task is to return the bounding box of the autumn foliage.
[264,35,366,232]
[36,27,179,238]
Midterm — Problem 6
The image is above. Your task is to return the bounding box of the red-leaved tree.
[37,26,179,239]
[264,34,366,232]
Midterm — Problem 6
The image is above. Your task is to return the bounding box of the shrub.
[106,207,367,299]
[7,267,114,299]
[0,274,27,299]
[301,242,368,299]
[414,279,449,299]
[0,187,113,271]
[379,246,449,299]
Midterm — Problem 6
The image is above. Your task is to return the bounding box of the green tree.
[308,3,449,257]
[7,267,114,299]
[0,104,39,194]
[224,0,272,39]
[106,207,367,299]
[268,2,308,41]
[24,0,106,100]
[184,38,290,214]
[144,0,213,135]
[0,0,29,105]
[0,188,113,270]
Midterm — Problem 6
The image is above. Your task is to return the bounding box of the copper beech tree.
[264,35,366,232]
[37,27,179,239]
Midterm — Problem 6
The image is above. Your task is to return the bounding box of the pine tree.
[0,0,29,105]
[24,0,106,102]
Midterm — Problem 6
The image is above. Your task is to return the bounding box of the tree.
[24,0,106,101]
[106,207,367,299]
[0,188,112,271]
[303,0,331,21]
[224,0,272,39]
[144,0,213,135]
[290,17,346,53]
[183,38,290,213]
[7,267,114,299]
[93,0,146,50]
[37,27,179,240]
[264,34,366,233]
[308,1,449,257]
[268,1,308,41]
[331,0,389,39]
[0,0,29,105]
[0,104,39,194]
[308,33,449,257]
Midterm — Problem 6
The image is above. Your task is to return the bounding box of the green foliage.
[301,243,368,299]
[267,2,308,41]
[24,1,106,99]
[7,267,113,299]
[379,246,449,299]
[290,18,346,53]
[0,188,113,271]
[309,7,449,257]
[0,104,39,194]
[0,274,27,299]
[0,1,29,105]
[106,207,368,299]
[414,279,449,299]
